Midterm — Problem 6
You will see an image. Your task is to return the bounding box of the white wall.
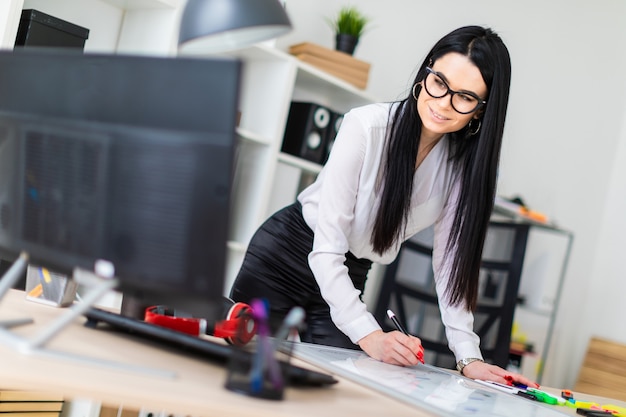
[0,0,23,48]
[277,0,626,388]
[580,104,626,348]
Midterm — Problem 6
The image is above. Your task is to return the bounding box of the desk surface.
[0,289,421,417]
[0,289,623,417]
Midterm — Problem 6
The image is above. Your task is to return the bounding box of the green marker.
[527,388,563,405]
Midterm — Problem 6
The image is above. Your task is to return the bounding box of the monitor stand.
[0,252,175,378]
[0,252,32,329]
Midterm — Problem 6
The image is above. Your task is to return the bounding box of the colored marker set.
[560,390,626,416]
[473,379,564,405]
[474,380,626,416]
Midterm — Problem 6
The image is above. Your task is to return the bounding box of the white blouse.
[297,102,482,361]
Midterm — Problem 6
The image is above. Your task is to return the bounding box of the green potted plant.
[327,6,370,55]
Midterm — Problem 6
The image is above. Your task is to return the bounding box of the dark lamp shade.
[178,0,292,54]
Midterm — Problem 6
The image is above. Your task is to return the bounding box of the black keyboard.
[83,307,337,387]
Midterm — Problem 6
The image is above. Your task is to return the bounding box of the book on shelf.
[0,390,64,402]
[292,54,369,89]
[289,43,371,71]
[288,42,371,89]
[0,412,60,417]
[0,402,64,412]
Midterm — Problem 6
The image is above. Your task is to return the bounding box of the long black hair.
[371,26,511,311]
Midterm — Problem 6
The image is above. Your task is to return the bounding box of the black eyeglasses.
[423,67,487,114]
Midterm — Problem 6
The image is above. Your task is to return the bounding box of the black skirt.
[229,202,372,349]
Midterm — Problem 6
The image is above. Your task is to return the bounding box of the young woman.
[231,25,538,387]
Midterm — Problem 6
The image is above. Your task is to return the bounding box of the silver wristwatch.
[456,358,484,375]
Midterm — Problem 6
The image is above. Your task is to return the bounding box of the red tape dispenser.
[144,298,256,346]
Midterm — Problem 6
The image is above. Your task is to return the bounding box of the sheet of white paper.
[290,342,568,417]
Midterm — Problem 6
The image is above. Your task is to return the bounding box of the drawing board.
[290,342,569,417]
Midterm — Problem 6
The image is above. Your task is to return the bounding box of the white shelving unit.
[1,0,183,55]
[510,225,573,384]
[220,43,377,291]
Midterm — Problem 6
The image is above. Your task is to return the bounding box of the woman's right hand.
[358,330,424,366]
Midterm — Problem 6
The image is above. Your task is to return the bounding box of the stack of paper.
[289,42,371,89]
[0,390,64,417]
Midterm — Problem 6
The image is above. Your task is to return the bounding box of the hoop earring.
[468,118,481,136]
[412,83,419,101]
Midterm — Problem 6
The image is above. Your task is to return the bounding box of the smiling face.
[417,52,488,142]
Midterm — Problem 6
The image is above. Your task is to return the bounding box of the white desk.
[0,289,624,417]
[0,289,420,417]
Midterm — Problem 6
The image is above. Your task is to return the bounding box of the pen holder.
[225,345,286,400]
[225,299,297,401]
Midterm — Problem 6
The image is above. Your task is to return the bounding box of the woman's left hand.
[461,360,539,388]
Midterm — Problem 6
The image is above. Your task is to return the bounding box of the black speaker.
[322,111,344,165]
[281,102,333,164]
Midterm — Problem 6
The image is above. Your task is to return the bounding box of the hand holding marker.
[387,309,424,364]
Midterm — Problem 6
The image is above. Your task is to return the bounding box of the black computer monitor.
[0,49,241,321]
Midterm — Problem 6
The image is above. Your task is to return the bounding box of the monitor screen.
[0,49,241,320]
